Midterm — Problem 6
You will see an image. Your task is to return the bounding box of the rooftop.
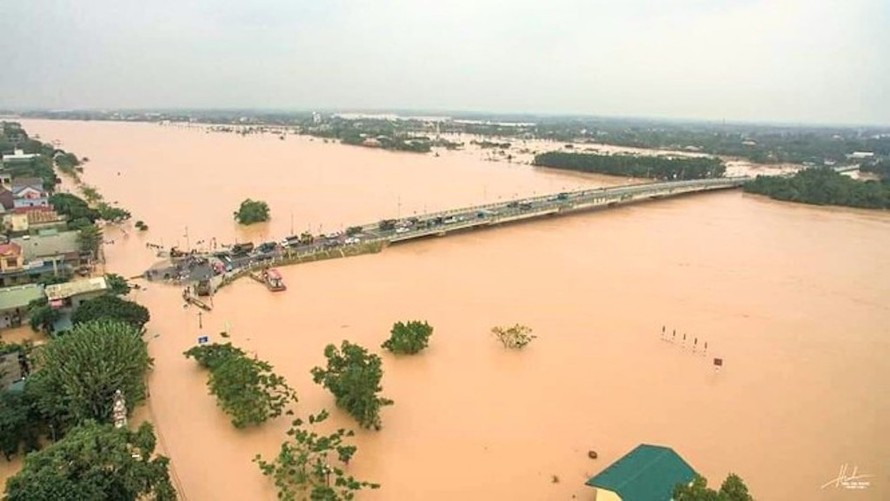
[45,276,108,301]
[11,177,44,190]
[12,230,81,260]
[585,444,696,501]
[0,283,45,311]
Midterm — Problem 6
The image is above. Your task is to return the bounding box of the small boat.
[262,268,286,292]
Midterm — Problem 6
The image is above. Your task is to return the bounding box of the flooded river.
[16,119,890,500]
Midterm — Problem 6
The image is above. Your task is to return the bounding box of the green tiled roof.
[0,283,45,311]
[585,444,696,501]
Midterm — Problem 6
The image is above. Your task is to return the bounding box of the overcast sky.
[1,0,887,125]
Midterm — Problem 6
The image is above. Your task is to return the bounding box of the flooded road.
[19,119,890,500]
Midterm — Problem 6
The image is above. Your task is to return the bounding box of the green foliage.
[533,151,726,180]
[345,226,362,236]
[135,220,149,231]
[378,219,397,231]
[4,420,175,501]
[381,320,433,355]
[29,303,61,334]
[674,473,753,501]
[105,273,130,295]
[54,152,81,179]
[492,324,537,349]
[0,388,42,460]
[254,409,380,501]
[50,193,100,222]
[72,294,150,330]
[184,343,298,428]
[77,224,103,255]
[33,320,151,429]
[234,198,271,225]
[310,341,393,430]
[96,202,131,222]
[744,168,890,209]
[80,184,102,203]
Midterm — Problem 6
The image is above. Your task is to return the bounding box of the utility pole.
[184,226,190,252]
[397,195,401,219]
[290,212,294,236]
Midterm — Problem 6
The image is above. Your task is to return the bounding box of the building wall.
[0,306,27,329]
[5,213,28,232]
[13,197,49,209]
[593,488,622,501]
[0,254,23,272]
[71,290,107,309]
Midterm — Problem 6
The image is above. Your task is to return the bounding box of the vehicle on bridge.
[231,242,254,256]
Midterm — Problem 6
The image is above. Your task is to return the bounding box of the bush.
[492,324,537,349]
[382,320,433,355]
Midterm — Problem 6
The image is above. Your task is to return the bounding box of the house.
[1,149,38,166]
[0,283,45,329]
[12,230,84,268]
[11,177,48,209]
[0,242,24,272]
[45,276,108,309]
[585,444,696,501]
[0,172,11,191]
[4,207,67,234]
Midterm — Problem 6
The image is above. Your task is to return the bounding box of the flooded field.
[12,119,890,500]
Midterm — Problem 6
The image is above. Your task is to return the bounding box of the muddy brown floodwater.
[14,119,890,500]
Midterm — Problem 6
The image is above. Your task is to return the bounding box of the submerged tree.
[674,473,753,501]
[234,198,270,225]
[4,421,175,501]
[254,409,379,501]
[184,343,298,428]
[381,320,433,355]
[105,273,130,295]
[311,341,393,430]
[491,324,537,349]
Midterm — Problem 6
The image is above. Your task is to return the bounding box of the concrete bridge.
[366,176,751,244]
[147,176,751,290]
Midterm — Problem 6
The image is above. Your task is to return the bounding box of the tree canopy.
[105,273,130,295]
[184,343,298,428]
[234,198,270,225]
[381,320,433,355]
[254,409,379,501]
[744,168,890,209]
[49,193,100,223]
[4,421,175,501]
[76,224,103,257]
[311,341,393,430]
[31,320,151,430]
[72,294,150,330]
[533,151,726,180]
[674,473,753,501]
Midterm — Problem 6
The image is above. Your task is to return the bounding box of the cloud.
[0,0,886,124]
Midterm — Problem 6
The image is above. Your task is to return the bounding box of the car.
[443,216,457,224]
[395,227,410,234]
[519,202,533,210]
[507,201,519,208]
